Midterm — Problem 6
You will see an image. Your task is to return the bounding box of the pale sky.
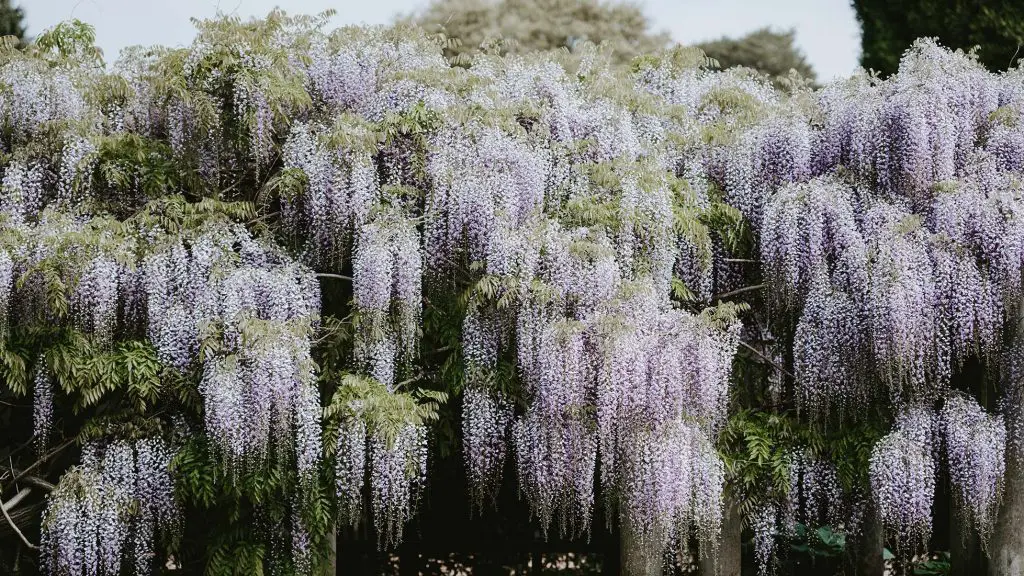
[23,0,862,81]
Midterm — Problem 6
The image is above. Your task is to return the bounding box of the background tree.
[696,27,817,85]
[399,0,670,65]
[852,0,1024,75]
[0,0,26,42]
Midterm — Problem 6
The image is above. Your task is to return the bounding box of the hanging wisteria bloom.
[33,359,54,454]
[786,450,843,530]
[73,254,121,347]
[40,438,179,576]
[425,123,549,272]
[57,135,97,208]
[352,214,422,390]
[462,385,513,512]
[760,177,868,305]
[513,318,596,537]
[147,224,322,481]
[0,59,90,144]
[0,249,11,337]
[0,159,46,225]
[281,120,380,266]
[940,395,1006,545]
[335,416,367,527]
[370,423,428,549]
[722,114,812,231]
[749,504,778,576]
[862,203,943,397]
[870,407,937,556]
[793,271,868,420]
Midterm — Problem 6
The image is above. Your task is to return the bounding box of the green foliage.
[852,0,1024,75]
[173,435,335,576]
[29,19,103,66]
[912,551,951,575]
[720,409,798,509]
[0,324,163,412]
[323,373,447,447]
[789,523,847,559]
[124,195,257,235]
[697,28,817,87]
[719,409,883,520]
[91,133,195,210]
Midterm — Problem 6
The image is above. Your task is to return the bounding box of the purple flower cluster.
[760,177,867,304]
[425,124,550,274]
[281,122,380,266]
[0,249,11,337]
[352,215,422,390]
[33,358,53,454]
[870,407,937,555]
[57,136,97,208]
[305,29,447,117]
[146,224,322,481]
[0,59,89,144]
[749,504,778,576]
[940,395,1006,545]
[40,438,178,576]
[335,416,367,526]
[786,451,843,530]
[760,169,1024,411]
[793,271,868,419]
[369,423,428,549]
[73,255,121,347]
[462,385,513,512]
[0,159,45,225]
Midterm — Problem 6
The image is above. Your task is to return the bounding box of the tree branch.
[1,487,37,550]
[713,283,765,300]
[2,487,31,511]
[6,437,75,491]
[395,372,425,389]
[316,273,353,281]
[739,340,795,380]
[21,476,54,492]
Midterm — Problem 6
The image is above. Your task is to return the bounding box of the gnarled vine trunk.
[856,501,885,576]
[327,529,337,576]
[990,457,1024,576]
[620,517,663,576]
[951,499,984,576]
[990,297,1024,576]
[699,496,742,576]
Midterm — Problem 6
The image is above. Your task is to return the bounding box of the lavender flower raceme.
[940,395,1006,545]
[40,438,179,576]
[870,407,937,556]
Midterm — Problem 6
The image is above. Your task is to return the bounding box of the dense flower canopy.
[0,11,1023,576]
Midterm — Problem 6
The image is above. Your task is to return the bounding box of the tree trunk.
[951,503,984,576]
[620,517,663,576]
[990,456,1024,576]
[326,529,337,576]
[699,496,742,576]
[856,500,885,576]
[990,296,1024,576]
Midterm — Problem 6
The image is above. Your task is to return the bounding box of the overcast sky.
[24,0,862,80]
